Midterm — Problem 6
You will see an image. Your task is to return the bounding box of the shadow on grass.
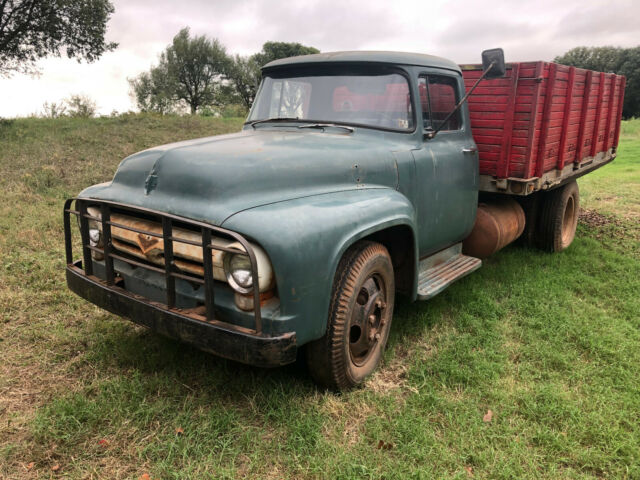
[388,242,542,348]
[83,319,317,398]
[76,240,550,400]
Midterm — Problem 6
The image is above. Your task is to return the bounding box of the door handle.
[462,147,478,154]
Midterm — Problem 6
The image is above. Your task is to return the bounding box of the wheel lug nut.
[368,314,376,325]
[374,333,381,341]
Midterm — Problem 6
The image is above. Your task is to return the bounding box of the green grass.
[580,117,640,219]
[0,114,638,479]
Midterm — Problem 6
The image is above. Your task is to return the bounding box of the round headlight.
[224,253,253,293]
[89,227,101,246]
[79,206,104,261]
[77,206,102,242]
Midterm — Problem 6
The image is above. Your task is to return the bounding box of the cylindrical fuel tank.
[462,198,525,259]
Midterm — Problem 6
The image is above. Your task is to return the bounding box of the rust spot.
[235,290,275,311]
[182,305,206,316]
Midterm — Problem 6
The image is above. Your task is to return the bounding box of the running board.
[417,244,482,300]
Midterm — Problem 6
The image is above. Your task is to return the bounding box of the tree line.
[134,36,639,118]
[129,28,318,115]
[555,46,639,119]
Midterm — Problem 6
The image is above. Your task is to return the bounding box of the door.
[412,73,478,256]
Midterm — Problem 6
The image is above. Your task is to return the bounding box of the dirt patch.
[366,362,411,394]
[365,341,432,395]
[578,208,622,229]
[578,208,637,241]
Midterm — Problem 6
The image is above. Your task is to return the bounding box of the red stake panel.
[575,70,593,167]
[462,61,625,181]
[613,76,626,150]
[591,72,606,157]
[557,66,576,171]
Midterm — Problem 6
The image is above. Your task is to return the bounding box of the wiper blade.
[247,117,302,128]
[297,123,354,133]
[246,118,355,132]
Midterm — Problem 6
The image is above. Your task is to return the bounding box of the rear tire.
[305,241,395,391]
[536,181,580,252]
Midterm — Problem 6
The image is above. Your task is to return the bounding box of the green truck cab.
[64,50,622,390]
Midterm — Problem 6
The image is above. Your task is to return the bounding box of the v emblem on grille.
[136,233,162,255]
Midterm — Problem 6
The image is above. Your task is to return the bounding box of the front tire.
[306,241,395,391]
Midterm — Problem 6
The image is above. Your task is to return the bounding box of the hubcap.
[349,274,387,366]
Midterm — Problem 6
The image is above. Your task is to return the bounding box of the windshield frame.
[246,64,417,134]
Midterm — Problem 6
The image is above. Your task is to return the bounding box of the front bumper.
[67,261,297,367]
[64,198,296,367]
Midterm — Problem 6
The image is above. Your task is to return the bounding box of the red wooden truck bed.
[461,62,626,195]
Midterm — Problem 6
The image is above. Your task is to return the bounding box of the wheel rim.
[348,273,388,367]
[561,195,576,245]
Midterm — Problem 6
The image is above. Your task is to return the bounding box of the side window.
[418,75,461,131]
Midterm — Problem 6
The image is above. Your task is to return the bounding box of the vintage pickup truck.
[64,49,625,390]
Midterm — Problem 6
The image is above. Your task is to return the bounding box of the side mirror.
[482,48,506,79]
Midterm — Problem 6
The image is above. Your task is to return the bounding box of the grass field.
[0,114,638,479]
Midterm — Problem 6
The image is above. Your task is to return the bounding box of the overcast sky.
[1,0,638,117]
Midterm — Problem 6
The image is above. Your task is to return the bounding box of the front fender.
[222,187,417,345]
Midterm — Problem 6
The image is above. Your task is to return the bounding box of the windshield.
[247,68,414,132]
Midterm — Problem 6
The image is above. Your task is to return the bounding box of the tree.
[227,41,320,109]
[164,28,230,114]
[41,100,67,118]
[555,46,640,119]
[129,28,230,114]
[65,93,96,117]
[0,0,117,76]
[252,41,320,69]
[164,27,230,114]
[129,68,176,114]
[40,93,96,118]
[554,46,622,73]
[227,54,260,110]
[616,48,640,120]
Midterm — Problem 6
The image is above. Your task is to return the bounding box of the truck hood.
[79,129,401,226]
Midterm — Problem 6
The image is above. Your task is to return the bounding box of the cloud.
[554,1,640,39]
[246,1,404,51]
[1,0,639,117]
[438,18,538,46]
